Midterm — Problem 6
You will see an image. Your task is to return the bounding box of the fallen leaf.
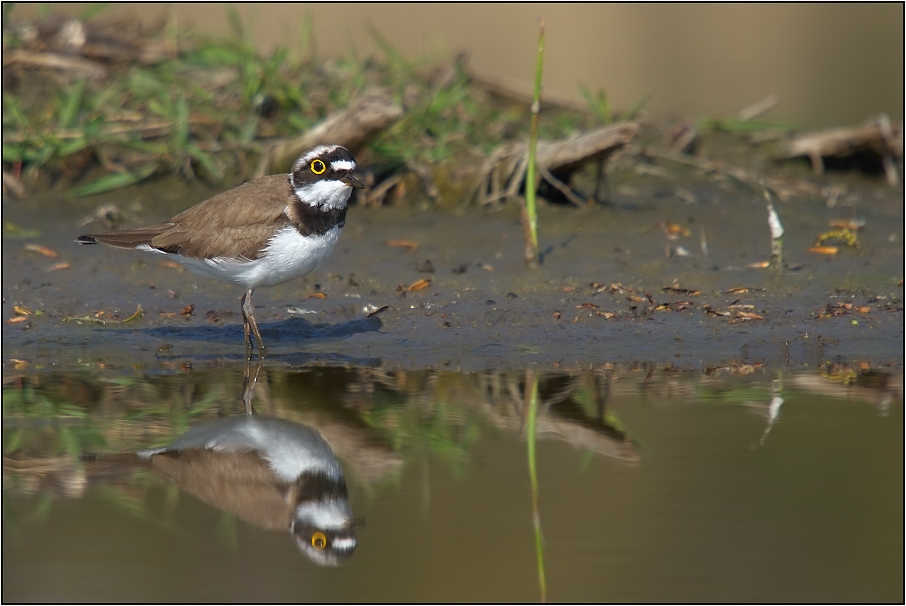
[725,286,764,294]
[651,221,691,237]
[45,262,70,272]
[561,286,576,292]
[809,246,839,255]
[748,261,771,268]
[160,261,183,269]
[13,305,30,316]
[7,316,29,323]
[662,286,700,296]
[702,305,731,317]
[595,311,617,319]
[576,302,599,309]
[122,305,143,323]
[385,239,419,253]
[407,278,431,292]
[181,304,195,316]
[24,243,58,257]
[307,292,327,299]
[552,311,562,319]
[736,311,764,320]
[815,227,858,248]
[729,317,755,324]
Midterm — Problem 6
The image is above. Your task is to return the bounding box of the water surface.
[3,363,902,602]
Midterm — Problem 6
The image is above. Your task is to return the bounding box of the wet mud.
[2,173,903,372]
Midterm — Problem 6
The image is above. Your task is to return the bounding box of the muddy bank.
[3,171,902,372]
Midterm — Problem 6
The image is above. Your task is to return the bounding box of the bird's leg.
[241,288,267,358]
[241,359,262,415]
[241,290,253,355]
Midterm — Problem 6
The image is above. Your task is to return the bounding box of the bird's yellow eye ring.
[311,532,327,550]
[310,159,327,175]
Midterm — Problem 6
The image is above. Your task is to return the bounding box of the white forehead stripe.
[294,145,340,170]
[295,501,351,529]
[330,159,355,171]
[332,537,356,550]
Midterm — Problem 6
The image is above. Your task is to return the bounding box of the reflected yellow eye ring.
[311,532,327,549]
[310,159,327,175]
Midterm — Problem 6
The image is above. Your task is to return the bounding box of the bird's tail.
[77,225,172,249]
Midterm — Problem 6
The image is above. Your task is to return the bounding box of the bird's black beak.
[342,174,365,189]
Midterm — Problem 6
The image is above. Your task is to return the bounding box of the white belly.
[148,225,341,289]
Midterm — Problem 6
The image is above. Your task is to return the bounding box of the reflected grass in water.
[2,362,903,601]
[525,370,546,602]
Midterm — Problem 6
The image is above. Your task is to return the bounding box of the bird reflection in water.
[134,363,359,565]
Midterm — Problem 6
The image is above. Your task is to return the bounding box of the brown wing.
[150,449,293,531]
[80,174,295,260]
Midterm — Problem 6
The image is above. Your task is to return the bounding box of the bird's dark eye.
[310,159,327,175]
[311,532,327,550]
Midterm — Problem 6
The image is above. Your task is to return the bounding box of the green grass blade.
[624,90,654,121]
[70,163,159,197]
[226,3,244,40]
[579,84,611,126]
[186,143,224,180]
[523,21,545,266]
[78,3,110,20]
[174,91,189,148]
[3,143,24,163]
[57,137,89,158]
[59,80,87,129]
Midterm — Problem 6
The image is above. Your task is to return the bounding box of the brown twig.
[784,115,903,184]
[3,49,107,80]
[254,89,403,177]
[538,164,585,206]
[477,122,640,206]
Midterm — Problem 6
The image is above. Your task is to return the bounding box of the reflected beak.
[342,174,365,189]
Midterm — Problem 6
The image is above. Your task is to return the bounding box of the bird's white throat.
[293,179,354,211]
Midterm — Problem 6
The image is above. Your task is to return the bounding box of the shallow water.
[3,363,902,602]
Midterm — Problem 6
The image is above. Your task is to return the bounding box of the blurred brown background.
[10,3,904,128]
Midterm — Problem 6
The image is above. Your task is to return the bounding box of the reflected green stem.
[526,371,547,602]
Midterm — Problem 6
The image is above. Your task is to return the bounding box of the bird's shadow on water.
[129,314,383,365]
